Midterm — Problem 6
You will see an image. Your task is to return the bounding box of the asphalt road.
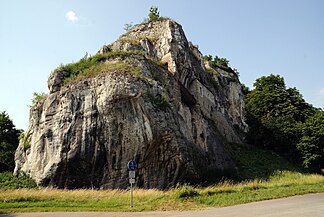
[2,193,324,217]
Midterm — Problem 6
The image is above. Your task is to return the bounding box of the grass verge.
[0,171,323,213]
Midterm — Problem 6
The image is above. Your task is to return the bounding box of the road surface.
[1,193,324,217]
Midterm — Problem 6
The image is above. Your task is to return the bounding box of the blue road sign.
[127,160,137,171]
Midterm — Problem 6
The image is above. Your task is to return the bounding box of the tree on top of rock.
[148,6,160,22]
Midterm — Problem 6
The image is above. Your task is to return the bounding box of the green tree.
[203,55,212,61]
[218,57,229,68]
[297,110,324,171]
[31,92,47,107]
[245,74,315,158]
[241,83,250,95]
[0,111,22,172]
[148,6,160,22]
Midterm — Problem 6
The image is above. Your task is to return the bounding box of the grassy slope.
[232,143,299,180]
[1,144,323,213]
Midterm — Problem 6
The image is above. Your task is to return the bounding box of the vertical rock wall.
[15,20,247,189]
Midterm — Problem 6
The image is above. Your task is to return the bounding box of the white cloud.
[65,11,79,22]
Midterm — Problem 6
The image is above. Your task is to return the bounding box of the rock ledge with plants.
[14,16,248,189]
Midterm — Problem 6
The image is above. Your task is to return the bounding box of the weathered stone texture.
[15,20,247,189]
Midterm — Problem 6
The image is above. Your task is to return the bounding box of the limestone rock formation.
[15,20,248,189]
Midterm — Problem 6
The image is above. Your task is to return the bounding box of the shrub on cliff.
[54,50,144,86]
[31,92,47,107]
[204,55,238,75]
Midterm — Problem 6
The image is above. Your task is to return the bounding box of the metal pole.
[130,182,133,208]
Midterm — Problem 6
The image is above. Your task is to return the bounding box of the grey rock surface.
[14,20,248,189]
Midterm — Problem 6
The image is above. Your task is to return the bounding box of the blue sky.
[1,0,324,130]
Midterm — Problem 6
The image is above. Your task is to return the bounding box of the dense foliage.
[244,74,323,171]
[148,6,160,22]
[0,112,21,172]
[297,110,324,170]
[0,172,37,189]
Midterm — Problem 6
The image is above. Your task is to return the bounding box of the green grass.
[1,144,323,213]
[62,61,141,86]
[54,50,145,87]
[0,171,323,213]
[116,36,141,46]
[193,171,324,207]
[232,143,299,180]
[52,49,169,88]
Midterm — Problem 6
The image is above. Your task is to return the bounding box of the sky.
[1,0,324,131]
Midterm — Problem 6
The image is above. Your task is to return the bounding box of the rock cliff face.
[15,20,248,189]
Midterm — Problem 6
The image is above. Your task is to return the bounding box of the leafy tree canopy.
[245,74,316,157]
[241,83,250,96]
[0,111,21,172]
[148,6,160,22]
[297,110,324,171]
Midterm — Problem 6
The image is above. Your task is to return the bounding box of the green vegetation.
[149,58,168,70]
[297,110,324,170]
[192,171,324,207]
[52,48,169,88]
[31,92,47,107]
[116,36,141,46]
[148,6,160,22]
[176,185,199,199]
[63,61,142,86]
[0,112,21,172]
[18,129,32,151]
[206,67,217,75]
[50,7,171,88]
[54,50,144,86]
[144,6,169,23]
[233,143,298,180]
[245,74,322,171]
[241,83,250,96]
[245,75,313,150]
[204,55,239,75]
[1,9,323,213]
[1,141,323,213]
[0,171,323,213]
[0,172,37,189]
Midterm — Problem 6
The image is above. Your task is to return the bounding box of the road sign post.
[127,160,137,208]
[130,182,133,208]
[127,160,137,171]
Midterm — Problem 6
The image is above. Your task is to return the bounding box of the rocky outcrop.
[15,20,247,189]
